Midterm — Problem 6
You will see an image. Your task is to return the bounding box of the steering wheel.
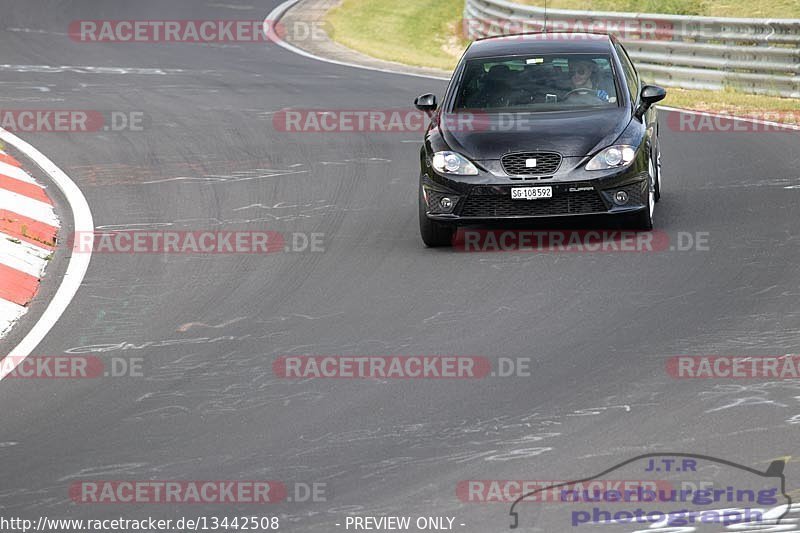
[563,88,595,99]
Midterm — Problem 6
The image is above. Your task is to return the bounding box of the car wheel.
[628,158,656,231]
[419,184,454,247]
[654,145,662,203]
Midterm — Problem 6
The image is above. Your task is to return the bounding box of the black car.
[415,32,666,246]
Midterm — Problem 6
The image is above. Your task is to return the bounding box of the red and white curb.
[0,128,92,380]
[0,148,59,338]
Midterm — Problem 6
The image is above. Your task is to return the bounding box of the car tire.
[629,158,656,231]
[419,184,454,247]
[653,146,662,203]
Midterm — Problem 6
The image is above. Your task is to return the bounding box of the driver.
[567,59,609,102]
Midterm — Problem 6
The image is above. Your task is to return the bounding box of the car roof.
[464,32,615,59]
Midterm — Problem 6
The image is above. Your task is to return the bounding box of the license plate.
[511,186,552,200]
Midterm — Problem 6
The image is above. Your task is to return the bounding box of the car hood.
[439,108,630,159]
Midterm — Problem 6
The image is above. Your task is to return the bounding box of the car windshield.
[452,54,619,112]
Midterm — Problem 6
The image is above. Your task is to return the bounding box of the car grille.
[460,186,607,218]
[501,152,562,176]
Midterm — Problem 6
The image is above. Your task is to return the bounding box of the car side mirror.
[414,93,438,114]
[635,85,666,118]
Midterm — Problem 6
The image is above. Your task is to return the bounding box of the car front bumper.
[422,163,649,223]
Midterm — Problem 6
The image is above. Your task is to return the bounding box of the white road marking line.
[0,188,58,226]
[207,2,255,9]
[0,127,94,379]
[263,0,451,82]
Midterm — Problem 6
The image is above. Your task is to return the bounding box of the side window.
[615,43,639,105]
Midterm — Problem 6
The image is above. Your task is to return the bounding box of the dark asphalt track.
[0,1,799,531]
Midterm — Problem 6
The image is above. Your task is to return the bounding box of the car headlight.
[432,151,478,176]
[586,145,637,171]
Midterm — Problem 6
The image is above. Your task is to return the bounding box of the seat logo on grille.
[525,158,537,168]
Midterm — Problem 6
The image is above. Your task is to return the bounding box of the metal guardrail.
[464,0,800,97]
